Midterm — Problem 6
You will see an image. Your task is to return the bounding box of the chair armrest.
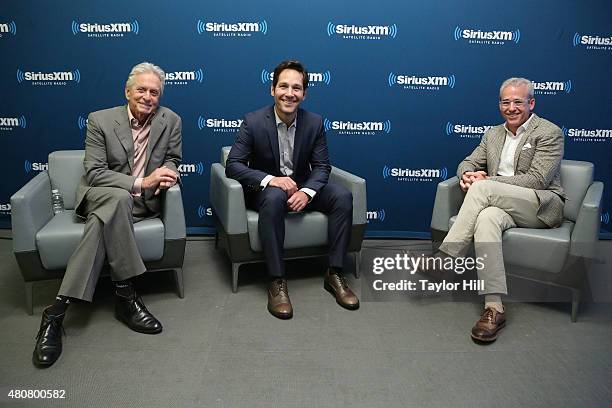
[570,181,603,258]
[430,176,463,232]
[162,184,186,240]
[329,166,367,225]
[209,163,248,234]
[10,172,53,252]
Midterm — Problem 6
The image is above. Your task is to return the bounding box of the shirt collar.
[274,108,296,129]
[504,113,534,137]
[127,105,155,129]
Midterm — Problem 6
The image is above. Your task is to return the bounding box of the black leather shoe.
[115,294,162,334]
[33,308,65,367]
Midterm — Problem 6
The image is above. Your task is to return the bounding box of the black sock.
[47,296,70,315]
[114,280,135,298]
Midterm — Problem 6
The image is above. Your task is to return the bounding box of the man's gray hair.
[125,62,165,96]
[500,77,534,99]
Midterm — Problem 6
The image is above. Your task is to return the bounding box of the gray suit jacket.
[457,113,565,227]
[76,105,182,217]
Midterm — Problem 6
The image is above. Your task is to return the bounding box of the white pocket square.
[521,143,532,151]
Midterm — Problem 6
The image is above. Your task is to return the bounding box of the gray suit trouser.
[439,180,547,295]
[58,187,150,302]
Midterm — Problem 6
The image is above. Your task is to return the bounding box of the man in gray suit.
[33,62,182,367]
[432,77,564,342]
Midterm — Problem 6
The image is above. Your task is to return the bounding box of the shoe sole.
[268,308,293,319]
[470,321,506,343]
[324,281,360,310]
[114,312,163,334]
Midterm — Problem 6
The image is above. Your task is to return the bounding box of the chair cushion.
[36,210,165,270]
[560,160,593,222]
[448,216,573,274]
[246,209,328,252]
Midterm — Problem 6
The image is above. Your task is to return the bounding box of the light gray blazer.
[75,105,182,217]
[457,113,565,227]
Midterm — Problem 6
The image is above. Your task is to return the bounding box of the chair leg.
[25,281,34,315]
[232,263,240,293]
[173,268,185,299]
[571,289,580,323]
[354,251,361,279]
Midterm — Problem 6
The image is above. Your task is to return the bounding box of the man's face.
[125,72,161,122]
[499,84,535,133]
[271,69,306,122]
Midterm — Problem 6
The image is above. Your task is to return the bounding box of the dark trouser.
[247,182,353,278]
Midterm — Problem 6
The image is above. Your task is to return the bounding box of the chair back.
[560,160,593,222]
[48,150,85,210]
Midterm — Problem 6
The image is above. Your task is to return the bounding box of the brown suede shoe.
[471,307,506,342]
[324,269,360,310]
[267,278,293,319]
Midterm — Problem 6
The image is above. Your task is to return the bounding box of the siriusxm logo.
[366,209,386,223]
[573,33,612,50]
[388,73,455,91]
[260,69,331,87]
[0,115,27,131]
[0,202,10,215]
[71,20,139,37]
[602,212,610,225]
[445,122,492,139]
[0,20,17,37]
[24,160,48,174]
[532,80,572,95]
[77,115,88,130]
[165,68,204,86]
[382,165,448,182]
[197,116,243,133]
[562,126,612,142]
[454,26,520,45]
[178,162,205,176]
[326,21,397,40]
[324,118,391,135]
[197,205,213,219]
[196,20,268,37]
[17,68,81,86]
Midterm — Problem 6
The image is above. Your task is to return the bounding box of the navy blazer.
[226,105,331,193]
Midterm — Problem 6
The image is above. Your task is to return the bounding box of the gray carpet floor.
[0,237,611,408]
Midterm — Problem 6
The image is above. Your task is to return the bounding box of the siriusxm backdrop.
[1,0,611,237]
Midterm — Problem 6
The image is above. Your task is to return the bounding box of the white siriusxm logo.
[197,205,213,218]
[388,73,456,91]
[324,118,391,135]
[165,68,204,85]
[326,21,397,40]
[0,115,27,130]
[366,209,387,222]
[197,116,243,132]
[196,20,268,37]
[532,80,572,95]
[260,69,331,86]
[573,33,612,49]
[445,122,492,139]
[562,126,612,141]
[71,20,139,36]
[382,165,448,182]
[453,26,520,44]
[17,69,81,86]
[0,203,11,213]
[24,160,48,173]
[178,162,205,176]
[0,20,17,37]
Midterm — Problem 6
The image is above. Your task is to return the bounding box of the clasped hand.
[268,176,309,212]
[142,166,178,195]
[460,171,488,192]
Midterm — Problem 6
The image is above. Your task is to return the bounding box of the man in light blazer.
[226,60,358,319]
[32,62,182,367]
[434,77,564,342]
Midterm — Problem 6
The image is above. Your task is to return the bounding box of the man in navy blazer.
[226,60,359,319]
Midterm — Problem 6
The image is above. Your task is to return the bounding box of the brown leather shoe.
[471,307,506,342]
[324,269,359,310]
[267,278,293,319]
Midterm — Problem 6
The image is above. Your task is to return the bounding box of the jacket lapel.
[292,109,303,168]
[114,109,134,171]
[488,126,505,176]
[265,106,281,173]
[513,113,539,170]
[146,110,166,171]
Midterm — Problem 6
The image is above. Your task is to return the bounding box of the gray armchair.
[11,150,186,314]
[210,147,367,292]
[431,160,603,321]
